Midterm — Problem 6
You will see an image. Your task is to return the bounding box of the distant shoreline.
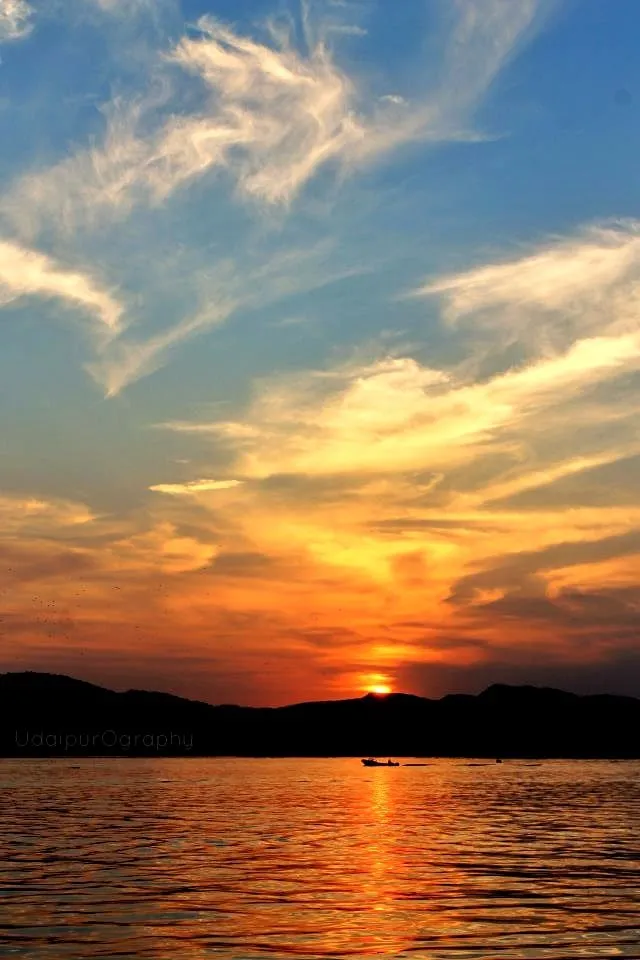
[2,672,639,759]
[2,754,637,760]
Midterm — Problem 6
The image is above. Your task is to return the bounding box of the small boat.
[361,758,399,767]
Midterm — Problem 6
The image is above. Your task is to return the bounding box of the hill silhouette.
[1,672,639,757]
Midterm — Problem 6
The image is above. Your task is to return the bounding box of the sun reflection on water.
[1,758,640,958]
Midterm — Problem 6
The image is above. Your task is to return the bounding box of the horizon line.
[2,670,638,710]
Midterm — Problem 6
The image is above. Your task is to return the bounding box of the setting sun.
[367,684,392,696]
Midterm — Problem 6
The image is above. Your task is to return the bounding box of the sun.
[362,673,394,696]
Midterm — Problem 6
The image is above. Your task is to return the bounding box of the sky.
[2,0,640,705]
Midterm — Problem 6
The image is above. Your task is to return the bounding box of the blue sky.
[2,0,640,704]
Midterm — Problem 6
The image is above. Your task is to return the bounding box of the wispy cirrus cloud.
[88,0,164,11]
[153,218,640,636]
[12,0,635,703]
[0,239,123,334]
[2,15,364,235]
[150,479,243,495]
[4,0,550,238]
[88,239,366,396]
[357,0,546,158]
[0,0,556,404]
[416,221,640,353]
[160,330,640,481]
[0,0,33,42]
[87,292,238,397]
[164,16,366,206]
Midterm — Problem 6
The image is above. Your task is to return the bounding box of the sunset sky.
[2,0,640,705]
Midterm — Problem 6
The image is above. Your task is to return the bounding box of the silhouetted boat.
[361,758,399,767]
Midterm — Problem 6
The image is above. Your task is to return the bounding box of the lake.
[1,758,639,958]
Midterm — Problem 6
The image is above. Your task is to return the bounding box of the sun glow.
[367,683,392,696]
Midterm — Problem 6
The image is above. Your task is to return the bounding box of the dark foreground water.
[1,759,639,959]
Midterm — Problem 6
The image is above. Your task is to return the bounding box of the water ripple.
[1,758,639,958]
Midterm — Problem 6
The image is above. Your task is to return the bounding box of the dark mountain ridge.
[1,672,639,757]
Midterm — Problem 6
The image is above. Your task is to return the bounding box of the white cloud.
[445,0,541,102]
[354,0,545,160]
[4,0,550,237]
[4,16,364,234]
[150,479,243,495]
[87,295,237,397]
[90,0,153,10]
[163,334,640,481]
[418,223,640,321]
[159,221,640,482]
[0,0,555,398]
[0,0,33,42]
[164,16,365,205]
[88,241,365,396]
[415,222,640,358]
[0,239,123,334]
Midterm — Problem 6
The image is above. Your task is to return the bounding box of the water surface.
[1,758,639,958]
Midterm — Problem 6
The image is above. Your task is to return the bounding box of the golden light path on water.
[1,758,639,958]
